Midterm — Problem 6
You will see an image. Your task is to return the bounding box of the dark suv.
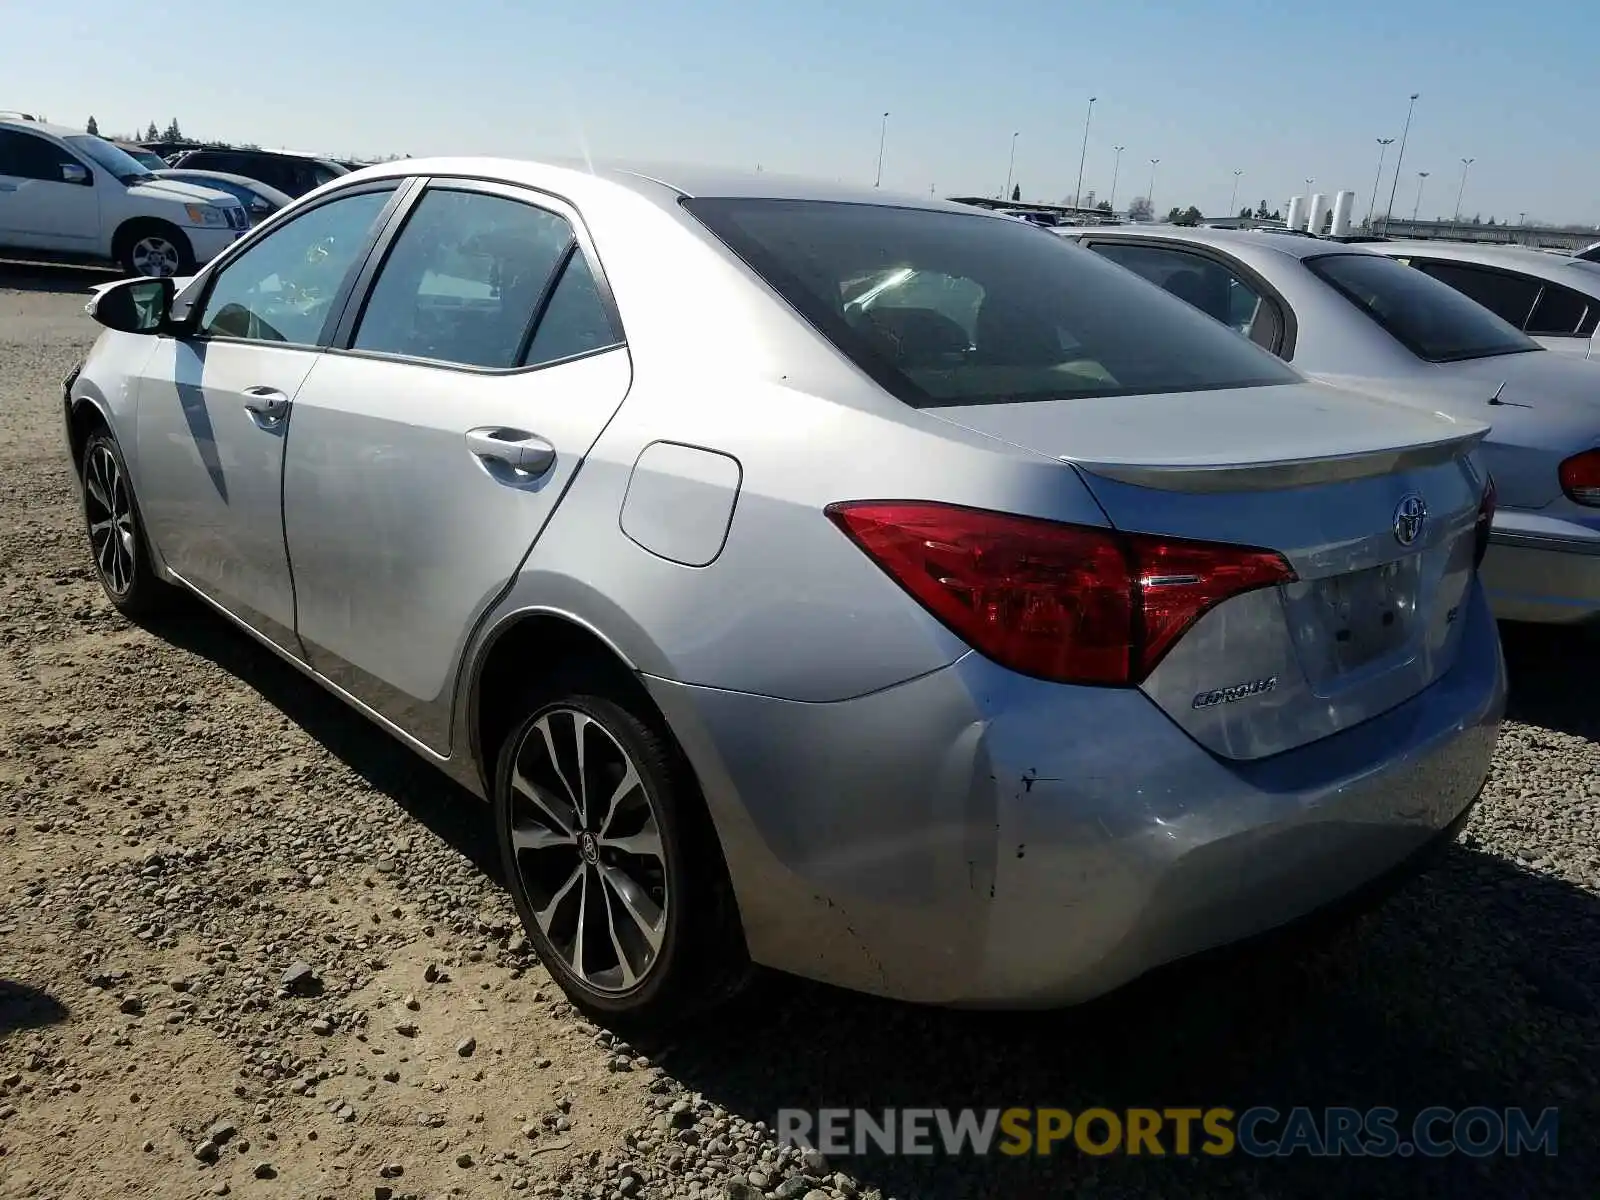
[167,148,348,199]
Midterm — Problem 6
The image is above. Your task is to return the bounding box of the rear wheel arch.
[469,611,660,799]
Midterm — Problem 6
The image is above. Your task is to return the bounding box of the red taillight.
[826,501,1296,686]
[1558,449,1600,507]
[1474,476,1497,570]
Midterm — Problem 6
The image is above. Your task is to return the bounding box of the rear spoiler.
[1066,426,1489,493]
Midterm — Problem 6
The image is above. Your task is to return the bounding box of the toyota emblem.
[1392,494,1427,547]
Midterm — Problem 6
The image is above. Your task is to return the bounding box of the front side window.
[352,188,576,368]
[198,188,393,345]
[1308,253,1541,363]
[1089,242,1271,344]
[684,199,1297,408]
[0,130,79,182]
[1410,261,1540,328]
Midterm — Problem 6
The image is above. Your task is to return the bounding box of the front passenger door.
[133,184,401,651]
[0,129,99,251]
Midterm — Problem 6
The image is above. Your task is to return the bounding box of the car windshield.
[1307,252,1542,363]
[684,198,1299,407]
[126,148,167,170]
[64,135,156,184]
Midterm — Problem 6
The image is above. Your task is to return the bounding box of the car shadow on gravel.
[649,849,1597,1200]
[0,980,69,1034]
[133,601,1595,1198]
[1501,622,1599,740]
[138,603,505,886]
[0,260,119,296]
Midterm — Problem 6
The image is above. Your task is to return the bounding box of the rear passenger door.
[280,180,631,751]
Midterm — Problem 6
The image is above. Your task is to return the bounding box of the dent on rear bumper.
[646,582,1506,1007]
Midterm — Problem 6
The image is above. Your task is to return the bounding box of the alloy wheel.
[506,707,669,994]
[84,444,136,595]
[129,236,181,277]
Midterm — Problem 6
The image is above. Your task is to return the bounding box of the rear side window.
[1088,242,1279,350]
[1526,283,1592,337]
[1411,261,1540,328]
[684,198,1297,407]
[352,188,576,369]
[1308,253,1540,363]
[525,250,623,366]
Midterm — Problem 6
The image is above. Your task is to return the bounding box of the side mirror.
[61,162,91,186]
[86,277,175,334]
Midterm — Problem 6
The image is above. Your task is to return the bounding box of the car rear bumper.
[1482,514,1600,625]
[646,579,1505,1007]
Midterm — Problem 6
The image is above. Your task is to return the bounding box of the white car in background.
[0,114,248,276]
[1369,241,1600,359]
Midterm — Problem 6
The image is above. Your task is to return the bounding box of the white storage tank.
[1330,190,1357,237]
[1285,195,1307,231]
[1308,193,1331,236]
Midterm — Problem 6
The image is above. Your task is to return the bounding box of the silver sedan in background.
[66,162,1502,1024]
[1364,240,1600,358]
[1061,226,1600,628]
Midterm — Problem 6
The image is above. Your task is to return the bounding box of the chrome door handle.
[0,182,17,193]
[465,427,556,477]
[242,386,289,422]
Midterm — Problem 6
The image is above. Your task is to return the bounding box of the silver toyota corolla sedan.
[65,160,1504,1024]
[1060,226,1600,628]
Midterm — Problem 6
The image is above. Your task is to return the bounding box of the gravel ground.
[1,262,1596,1199]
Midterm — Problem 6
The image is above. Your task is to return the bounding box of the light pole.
[1074,96,1096,209]
[1454,157,1475,230]
[1002,131,1019,201]
[874,111,889,188]
[1366,137,1395,227]
[1381,92,1420,234]
[1413,171,1429,223]
[1107,145,1125,213]
[1148,158,1159,217]
[1230,169,1243,217]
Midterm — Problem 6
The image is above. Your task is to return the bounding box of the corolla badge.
[1392,494,1427,547]
[1192,677,1278,710]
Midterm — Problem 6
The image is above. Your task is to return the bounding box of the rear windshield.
[683,198,1299,407]
[1307,253,1541,363]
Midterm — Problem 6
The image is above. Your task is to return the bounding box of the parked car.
[168,147,348,199]
[1058,225,1600,627]
[66,162,1503,1023]
[0,115,249,275]
[112,141,170,171]
[153,169,292,225]
[1363,241,1600,358]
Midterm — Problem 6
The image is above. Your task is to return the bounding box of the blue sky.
[8,0,1598,225]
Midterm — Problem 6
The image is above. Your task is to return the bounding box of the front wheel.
[493,675,747,1027]
[116,222,195,278]
[81,429,174,617]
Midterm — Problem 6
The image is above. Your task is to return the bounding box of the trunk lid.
[929,381,1490,760]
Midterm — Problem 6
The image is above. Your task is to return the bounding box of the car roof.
[338,155,1009,217]
[0,115,88,139]
[1366,240,1600,291]
[1058,222,1383,262]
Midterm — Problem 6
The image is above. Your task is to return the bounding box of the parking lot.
[0,263,1597,1198]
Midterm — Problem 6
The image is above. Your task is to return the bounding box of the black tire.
[493,671,748,1028]
[80,428,175,618]
[114,220,195,278]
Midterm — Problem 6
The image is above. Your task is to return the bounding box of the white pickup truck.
[0,113,248,276]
